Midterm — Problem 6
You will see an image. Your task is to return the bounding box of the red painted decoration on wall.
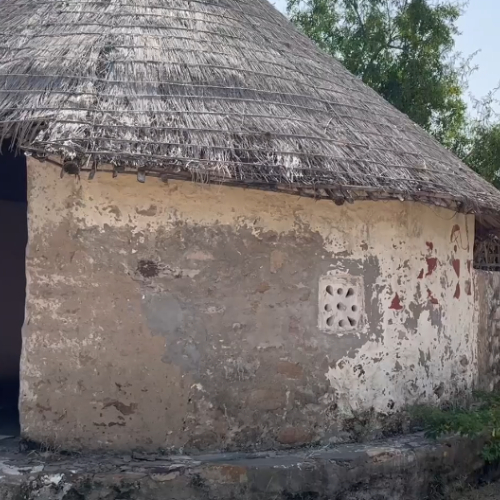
[389,293,403,311]
[426,258,438,276]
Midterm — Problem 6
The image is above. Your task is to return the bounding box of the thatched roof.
[1,0,499,217]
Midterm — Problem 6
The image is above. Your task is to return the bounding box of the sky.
[271,0,500,110]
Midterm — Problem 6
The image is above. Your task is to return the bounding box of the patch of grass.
[411,392,500,463]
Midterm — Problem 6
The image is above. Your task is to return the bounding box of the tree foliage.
[463,123,500,188]
[461,93,500,188]
[287,0,500,187]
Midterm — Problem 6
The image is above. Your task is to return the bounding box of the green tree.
[465,124,500,187]
[459,93,500,188]
[287,0,467,137]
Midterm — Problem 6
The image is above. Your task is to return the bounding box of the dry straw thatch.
[1,0,499,217]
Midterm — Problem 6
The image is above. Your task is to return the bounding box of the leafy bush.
[412,392,500,463]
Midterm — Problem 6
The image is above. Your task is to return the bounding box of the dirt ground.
[451,483,500,499]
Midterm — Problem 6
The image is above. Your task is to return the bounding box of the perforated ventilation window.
[474,225,500,272]
[319,274,364,333]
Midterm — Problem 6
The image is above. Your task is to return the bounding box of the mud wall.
[475,270,500,392]
[21,159,476,451]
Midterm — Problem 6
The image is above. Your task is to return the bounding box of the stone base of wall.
[0,433,495,500]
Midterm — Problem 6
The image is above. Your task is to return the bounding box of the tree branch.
[347,0,366,39]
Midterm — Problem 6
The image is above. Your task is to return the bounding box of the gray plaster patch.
[143,293,185,336]
[142,292,207,372]
[405,290,443,339]
[362,256,384,342]
[418,349,431,377]
[405,302,421,334]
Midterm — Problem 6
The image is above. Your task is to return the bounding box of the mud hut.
[0,0,499,451]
